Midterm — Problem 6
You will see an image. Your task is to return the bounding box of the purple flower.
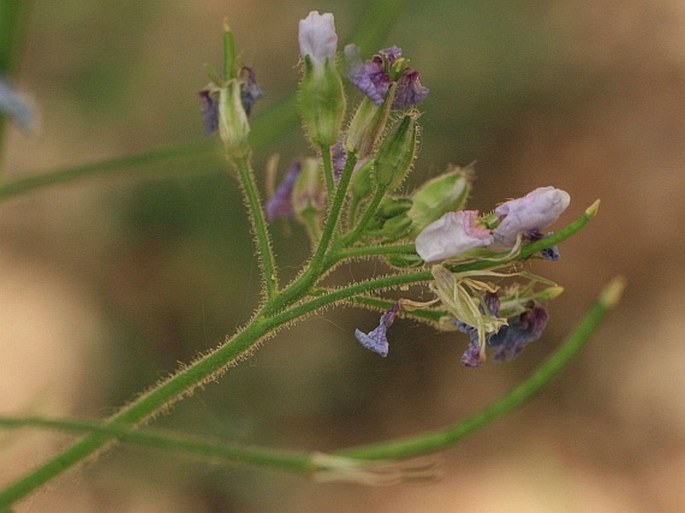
[392,69,429,110]
[199,69,262,136]
[460,342,482,367]
[299,11,338,67]
[198,89,219,135]
[415,210,494,263]
[346,45,394,105]
[266,159,303,222]
[238,66,263,116]
[493,187,570,247]
[354,302,400,357]
[488,304,549,362]
[345,45,428,109]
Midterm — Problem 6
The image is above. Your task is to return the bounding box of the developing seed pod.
[373,114,418,191]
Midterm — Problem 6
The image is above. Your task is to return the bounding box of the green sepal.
[351,159,374,202]
[408,165,472,235]
[298,56,346,147]
[365,214,413,241]
[386,252,424,268]
[377,196,412,218]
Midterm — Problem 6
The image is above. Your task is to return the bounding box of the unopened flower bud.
[374,114,418,190]
[493,186,570,247]
[298,11,345,147]
[299,11,337,69]
[415,210,493,263]
[408,165,472,235]
[371,214,413,241]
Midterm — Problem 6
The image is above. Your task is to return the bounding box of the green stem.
[348,295,443,324]
[236,157,279,298]
[327,242,416,267]
[263,152,358,315]
[0,139,219,201]
[320,144,335,199]
[0,277,624,479]
[340,276,626,460]
[0,312,281,508]
[342,184,386,246]
[0,0,408,202]
[0,416,310,475]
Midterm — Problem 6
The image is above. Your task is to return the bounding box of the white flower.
[415,210,493,263]
[493,186,570,246]
[298,11,337,67]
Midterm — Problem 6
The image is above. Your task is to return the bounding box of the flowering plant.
[0,9,623,507]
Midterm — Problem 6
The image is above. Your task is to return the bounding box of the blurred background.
[1,0,684,511]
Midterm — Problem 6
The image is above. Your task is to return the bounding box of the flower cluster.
[415,186,570,263]
[202,11,576,369]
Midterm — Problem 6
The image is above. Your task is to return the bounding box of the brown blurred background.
[1,1,684,511]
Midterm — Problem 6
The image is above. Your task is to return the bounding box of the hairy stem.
[320,144,335,198]
[339,277,625,460]
[236,157,279,298]
[0,277,623,479]
[342,184,386,246]
[263,152,358,315]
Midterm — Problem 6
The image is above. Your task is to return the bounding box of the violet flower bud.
[299,11,337,70]
[354,302,400,357]
[493,186,570,247]
[266,159,303,222]
[415,210,494,263]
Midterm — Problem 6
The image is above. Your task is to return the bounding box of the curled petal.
[299,11,337,66]
[378,46,402,64]
[354,302,400,357]
[392,69,429,109]
[415,210,494,262]
[460,340,482,368]
[346,44,390,105]
[494,187,570,247]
